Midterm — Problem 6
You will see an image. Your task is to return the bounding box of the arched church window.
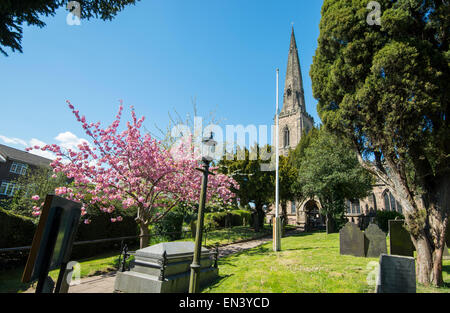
[346,199,361,214]
[383,190,402,213]
[384,191,390,211]
[371,193,377,211]
[352,199,361,214]
[283,128,290,147]
[291,201,296,214]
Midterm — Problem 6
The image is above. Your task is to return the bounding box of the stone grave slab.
[339,222,365,257]
[114,241,218,293]
[376,254,416,293]
[364,223,387,258]
[389,219,415,257]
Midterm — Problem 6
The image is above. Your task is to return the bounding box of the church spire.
[281,27,306,114]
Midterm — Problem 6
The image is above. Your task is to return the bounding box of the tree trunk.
[139,223,150,249]
[406,203,448,287]
[326,214,335,234]
[355,152,449,287]
[281,201,287,237]
[253,204,265,232]
[413,233,433,285]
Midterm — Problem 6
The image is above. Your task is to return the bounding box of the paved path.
[25,229,300,293]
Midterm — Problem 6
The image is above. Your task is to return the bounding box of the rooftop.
[0,144,52,167]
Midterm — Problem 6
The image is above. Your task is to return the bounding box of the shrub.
[0,207,37,269]
[153,209,185,241]
[71,207,139,259]
[232,210,252,226]
[0,207,36,248]
[204,209,252,230]
[375,210,404,233]
[0,205,140,267]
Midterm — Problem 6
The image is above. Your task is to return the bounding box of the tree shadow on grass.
[0,267,32,293]
[220,245,271,259]
[284,231,325,238]
[200,274,234,292]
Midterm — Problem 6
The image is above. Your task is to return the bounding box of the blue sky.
[0,0,323,158]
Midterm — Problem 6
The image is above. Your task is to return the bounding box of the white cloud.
[0,135,27,146]
[55,131,89,151]
[0,132,90,161]
[29,148,57,160]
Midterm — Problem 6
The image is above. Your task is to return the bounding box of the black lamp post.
[189,132,216,293]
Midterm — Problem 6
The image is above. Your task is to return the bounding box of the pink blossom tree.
[28,101,238,248]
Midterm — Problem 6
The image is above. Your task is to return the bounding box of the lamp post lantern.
[189,132,216,293]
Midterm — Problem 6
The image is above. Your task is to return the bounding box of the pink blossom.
[31,195,40,201]
[25,101,238,230]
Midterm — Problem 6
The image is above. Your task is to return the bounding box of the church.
[266,28,404,231]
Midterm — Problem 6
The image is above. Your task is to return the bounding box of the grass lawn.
[202,232,450,293]
[3,229,447,293]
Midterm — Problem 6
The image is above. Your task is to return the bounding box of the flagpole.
[273,68,281,252]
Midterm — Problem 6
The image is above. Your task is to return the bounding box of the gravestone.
[376,254,416,293]
[389,220,415,257]
[114,241,218,293]
[339,222,365,257]
[364,223,387,258]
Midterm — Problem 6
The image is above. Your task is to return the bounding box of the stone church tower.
[268,28,406,232]
[277,28,314,156]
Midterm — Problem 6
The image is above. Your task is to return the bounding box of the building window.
[283,128,290,148]
[368,193,377,211]
[384,192,390,211]
[10,162,28,175]
[0,181,17,196]
[383,190,402,213]
[346,199,361,214]
[291,201,296,214]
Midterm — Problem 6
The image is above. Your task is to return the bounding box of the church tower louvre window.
[284,127,290,148]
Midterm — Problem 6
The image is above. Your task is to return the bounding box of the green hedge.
[375,210,404,232]
[0,208,37,270]
[204,210,252,230]
[0,206,139,268]
[71,207,139,259]
[0,207,36,248]
[152,209,185,241]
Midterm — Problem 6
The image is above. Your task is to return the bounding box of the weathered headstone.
[376,254,416,293]
[114,241,218,293]
[339,222,365,257]
[389,220,415,257]
[364,223,387,258]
